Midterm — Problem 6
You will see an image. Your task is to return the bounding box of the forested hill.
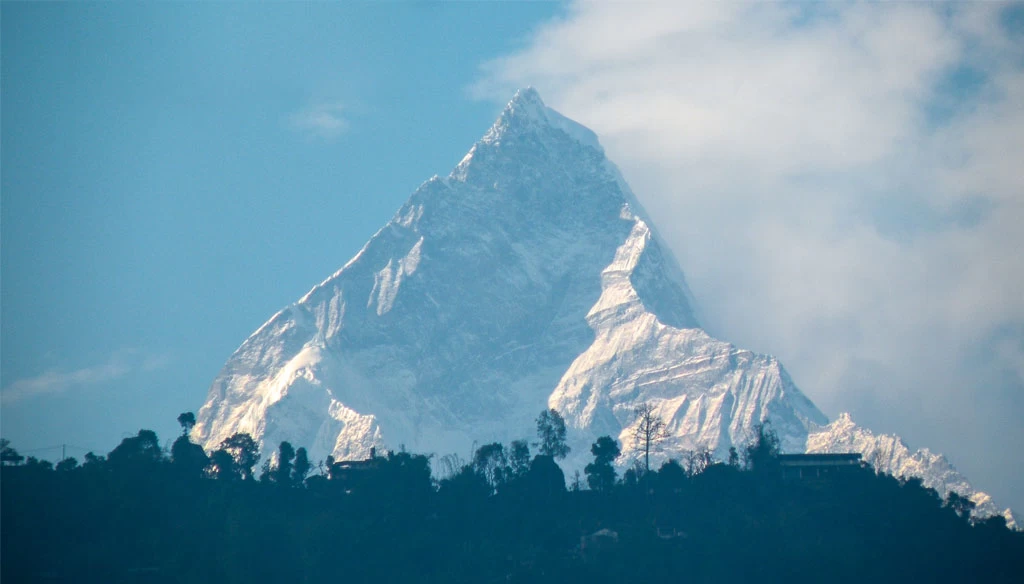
[2,414,1021,584]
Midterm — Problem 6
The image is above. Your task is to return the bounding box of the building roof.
[778,453,862,467]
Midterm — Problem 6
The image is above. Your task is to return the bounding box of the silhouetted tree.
[585,436,620,492]
[83,451,105,468]
[293,447,311,485]
[683,446,714,477]
[570,470,583,491]
[743,423,780,472]
[275,441,295,485]
[536,408,570,460]
[219,433,260,481]
[946,491,976,521]
[975,514,1009,533]
[435,453,466,482]
[208,449,236,480]
[171,434,209,479]
[473,442,509,490]
[509,439,531,479]
[24,456,53,471]
[258,460,273,483]
[524,455,566,500]
[622,459,646,488]
[657,458,688,493]
[377,450,434,506]
[55,457,78,472]
[0,439,24,466]
[633,403,666,473]
[108,429,163,469]
[439,464,491,502]
[728,446,739,467]
[177,412,196,435]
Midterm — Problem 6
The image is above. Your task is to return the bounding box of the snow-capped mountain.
[193,88,1012,521]
[808,413,1019,527]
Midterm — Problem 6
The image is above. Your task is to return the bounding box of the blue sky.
[3,1,1023,513]
[1,2,560,457]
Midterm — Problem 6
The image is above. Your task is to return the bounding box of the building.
[778,453,863,480]
[329,447,383,490]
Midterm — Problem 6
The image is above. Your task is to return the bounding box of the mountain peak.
[510,85,544,108]
[192,90,1014,525]
[481,88,603,152]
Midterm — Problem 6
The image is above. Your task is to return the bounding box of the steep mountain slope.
[193,89,1012,521]
[193,88,822,462]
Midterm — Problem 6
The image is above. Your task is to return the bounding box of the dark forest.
[2,411,1021,584]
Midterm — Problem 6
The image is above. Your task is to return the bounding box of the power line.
[14,443,102,456]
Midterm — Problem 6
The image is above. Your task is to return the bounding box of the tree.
[657,458,688,492]
[275,441,296,485]
[743,423,780,472]
[177,412,196,435]
[209,449,235,480]
[524,455,566,500]
[219,433,260,481]
[622,460,645,488]
[508,439,531,479]
[24,456,53,471]
[439,464,492,503]
[472,442,509,490]
[171,434,209,479]
[633,403,666,473]
[1,439,24,466]
[83,451,105,468]
[945,491,976,521]
[536,408,570,460]
[434,453,465,482]
[584,435,620,492]
[292,447,311,485]
[108,429,163,469]
[728,446,739,468]
[377,451,434,505]
[56,457,79,472]
[683,446,714,477]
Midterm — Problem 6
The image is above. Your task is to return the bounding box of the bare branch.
[633,402,667,473]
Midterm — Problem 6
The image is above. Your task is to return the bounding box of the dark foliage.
[585,435,620,492]
[2,420,1022,584]
[177,411,197,434]
[535,408,570,460]
[219,432,260,481]
[1,438,24,466]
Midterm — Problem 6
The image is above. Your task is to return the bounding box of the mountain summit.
[194,90,1013,524]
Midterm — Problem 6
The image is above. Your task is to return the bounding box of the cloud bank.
[474,2,1024,510]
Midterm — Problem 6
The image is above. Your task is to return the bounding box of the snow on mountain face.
[193,88,1012,522]
[808,413,1019,527]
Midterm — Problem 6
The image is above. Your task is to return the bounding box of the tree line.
[2,407,1021,583]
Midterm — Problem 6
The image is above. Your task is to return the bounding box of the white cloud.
[288,101,349,139]
[1,350,173,404]
[475,2,1024,509]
